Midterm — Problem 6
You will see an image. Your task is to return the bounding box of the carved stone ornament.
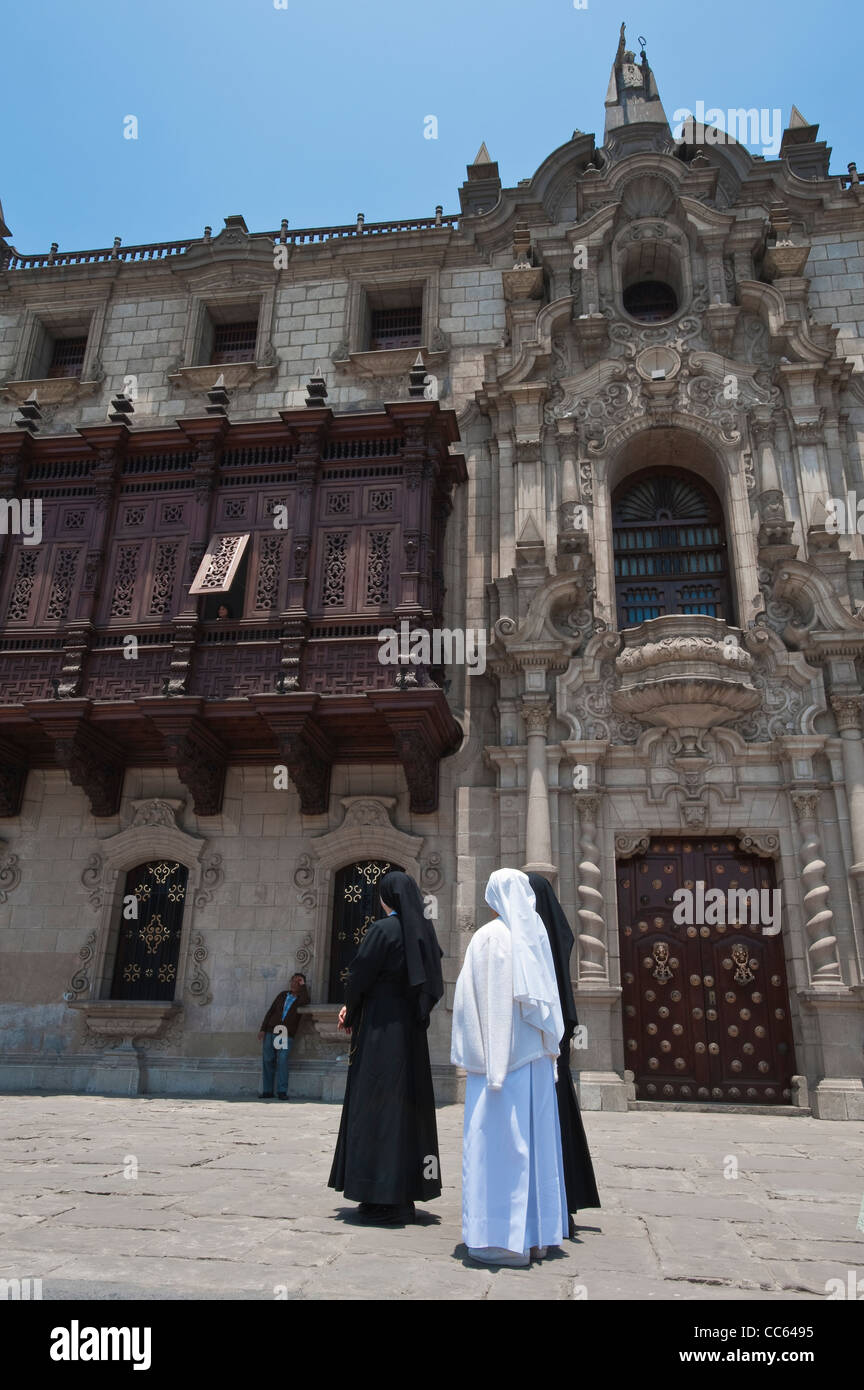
[293,853,316,888]
[187,931,212,1005]
[520,700,552,735]
[615,833,650,859]
[736,830,781,858]
[420,852,444,890]
[0,841,21,903]
[129,798,185,830]
[63,929,98,1001]
[81,853,104,911]
[831,694,864,733]
[193,850,224,908]
[295,932,314,970]
[342,796,396,829]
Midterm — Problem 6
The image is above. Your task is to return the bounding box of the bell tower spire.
[604,23,669,142]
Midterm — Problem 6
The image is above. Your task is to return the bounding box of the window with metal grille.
[47,337,87,378]
[612,470,733,627]
[369,305,422,351]
[210,321,257,364]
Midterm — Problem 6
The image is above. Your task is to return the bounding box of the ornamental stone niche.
[66,799,216,1072]
[611,614,761,731]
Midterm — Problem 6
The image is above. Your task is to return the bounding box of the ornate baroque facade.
[1,33,863,1117]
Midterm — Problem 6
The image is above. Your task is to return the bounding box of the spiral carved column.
[573,794,607,982]
[790,790,842,984]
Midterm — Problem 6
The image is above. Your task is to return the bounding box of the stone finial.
[205,374,230,415]
[111,236,122,261]
[279,219,289,242]
[14,391,42,432]
[107,391,134,424]
[408,352,428,399]
[305,374,328,407]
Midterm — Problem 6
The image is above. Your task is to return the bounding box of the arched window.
[109,860,188,1000]
[612,469,733,627]
[328,859,403,1002]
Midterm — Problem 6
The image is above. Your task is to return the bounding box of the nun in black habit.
[328,869,443,1224]
[527,873,601,1230]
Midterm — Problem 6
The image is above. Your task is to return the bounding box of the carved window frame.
[10,298,108,384]
[82,810,211,1005]
[338,269,444,361]
[305,797,424,1001]
[181,288,276,370]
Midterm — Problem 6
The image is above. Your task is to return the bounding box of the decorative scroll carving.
[574,795,607,982]
[64,929,98,1000]
[295,932,314,969]
[790,790,842,984]
[0,845,21,903]
[293,853,315,888]
[186,931,212,1005]
[615,833,649,860]
[736,830,781,859]
[81,853,104,910]
[420,852,444,890]
[194,851,224,907]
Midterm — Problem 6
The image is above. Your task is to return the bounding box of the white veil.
[484,868,564,1054]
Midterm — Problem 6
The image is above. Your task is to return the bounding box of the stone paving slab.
[0,1095,862,1300]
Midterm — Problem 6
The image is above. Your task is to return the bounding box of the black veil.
[379,870,444,1025]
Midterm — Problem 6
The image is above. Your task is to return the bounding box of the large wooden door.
[328,859,402,1003]
[616,837,796,1103]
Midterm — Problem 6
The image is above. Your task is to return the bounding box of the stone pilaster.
[520,698,556,877]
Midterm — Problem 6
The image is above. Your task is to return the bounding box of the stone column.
[790,790,843,984]
[520,698,556,877]
[573,793,607,981]
[830,694,864,944]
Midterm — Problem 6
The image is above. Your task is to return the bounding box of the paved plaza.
[1,1095,862,1301]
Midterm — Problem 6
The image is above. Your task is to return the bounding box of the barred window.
[369,305,422,351]
[210,321,257,364]
[47,337,87,378]
[613,470,732,627]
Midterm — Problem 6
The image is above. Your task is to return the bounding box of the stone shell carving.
[130,798,184,829]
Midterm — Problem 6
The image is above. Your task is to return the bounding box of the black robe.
[528,874,601,1217]
[328,912,442,1205]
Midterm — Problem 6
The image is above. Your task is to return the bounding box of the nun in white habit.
[451,867,569,1266]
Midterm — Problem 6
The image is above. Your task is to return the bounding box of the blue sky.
[2,0,861,252]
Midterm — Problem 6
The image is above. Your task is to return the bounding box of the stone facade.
[1,33,863,1117]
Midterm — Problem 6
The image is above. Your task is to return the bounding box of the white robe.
[452,920,568,1254]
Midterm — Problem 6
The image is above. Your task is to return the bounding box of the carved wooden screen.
[109,860,188,1001]
[328,859,403,1004]
[617,837,796,1104]
[612,470,732,627]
